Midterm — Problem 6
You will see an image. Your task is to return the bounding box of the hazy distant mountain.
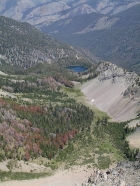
[0,0,140,27]
[43,4,140,73]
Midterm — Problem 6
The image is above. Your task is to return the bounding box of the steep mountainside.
[44,4,140,73]
[81,62,140,121]
[0,16,92,74]
[1,1,140,73]
[0,61,139,183]
[79,161,140,186]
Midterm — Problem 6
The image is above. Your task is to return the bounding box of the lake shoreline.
[66,66,88,73]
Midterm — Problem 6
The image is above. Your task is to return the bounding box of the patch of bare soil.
[127,119,140,128]
[0,166,93,186]
[0,160,50,173]
[0,89,16,98]
[0,71,7,76]
[127,127,140,149]
[126,119,140,149]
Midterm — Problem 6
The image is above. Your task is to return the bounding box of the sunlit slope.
[81,62,140,121]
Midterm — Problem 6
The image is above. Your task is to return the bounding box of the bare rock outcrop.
[1,86,14,93]
[98,62,140,100]
[78,161,140,186]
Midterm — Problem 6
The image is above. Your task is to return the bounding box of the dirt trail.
[0,166,93,186]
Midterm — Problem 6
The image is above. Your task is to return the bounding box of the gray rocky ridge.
[97,62,140,100]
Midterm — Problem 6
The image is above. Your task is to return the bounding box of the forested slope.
[0,16,92,74]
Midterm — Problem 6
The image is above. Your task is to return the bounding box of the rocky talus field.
[76,161,140,186]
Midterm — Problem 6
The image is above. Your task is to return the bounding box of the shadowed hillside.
[44,5,140,73]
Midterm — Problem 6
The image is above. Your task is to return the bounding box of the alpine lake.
[66,66,88,73]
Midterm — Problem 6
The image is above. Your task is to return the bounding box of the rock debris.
[75,161,140,186]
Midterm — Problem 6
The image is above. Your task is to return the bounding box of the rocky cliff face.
[97,62,140,100]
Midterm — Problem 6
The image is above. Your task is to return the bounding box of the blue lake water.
[66,66,88,73]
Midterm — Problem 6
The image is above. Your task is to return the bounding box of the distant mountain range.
[44,4,140,73]
[0,0,140,27]
[0,0,140,73]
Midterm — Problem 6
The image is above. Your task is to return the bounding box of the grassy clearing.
[0,171,50,182]
[62,86,83,99]
[62,85,108,119]
[97,156,111,169]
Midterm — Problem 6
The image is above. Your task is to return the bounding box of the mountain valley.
[0,1,140,185]
[0,15,92,75]
[0,61,140,185]
[1,0,140,73]
[44,4,140,73]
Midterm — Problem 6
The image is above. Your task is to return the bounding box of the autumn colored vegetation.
[0,93,94,161]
